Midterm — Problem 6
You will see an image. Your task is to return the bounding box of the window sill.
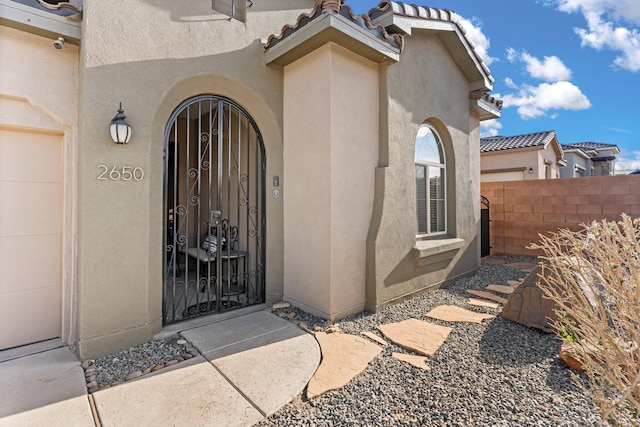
[412,237,465,268]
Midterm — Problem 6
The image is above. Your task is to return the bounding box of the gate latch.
[209,210,222,227]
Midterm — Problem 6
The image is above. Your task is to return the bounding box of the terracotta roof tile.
[263,0,403,52]
[480,131,556,153]
[368,1,491,79]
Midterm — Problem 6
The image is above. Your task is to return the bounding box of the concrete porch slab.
[92,355,263,427]
[0,347,93,427]
[182,310,321,416]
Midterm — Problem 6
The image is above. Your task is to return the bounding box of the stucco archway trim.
[149,74,285,313]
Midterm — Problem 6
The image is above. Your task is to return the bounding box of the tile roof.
[480,131,557,153]
[368,1,491,80]
[562,142,618,151]
[263,0,403,51]
[10,0,82,16]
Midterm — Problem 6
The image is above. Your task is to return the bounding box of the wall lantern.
[110,103,132,144]
[528,166,534,174]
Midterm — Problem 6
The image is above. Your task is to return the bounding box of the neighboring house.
[560,142,620,177]
[480,131,565,182]
[0,0,500,359]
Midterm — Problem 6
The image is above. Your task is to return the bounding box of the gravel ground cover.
[258,257,606,427]
[89,256,606,426]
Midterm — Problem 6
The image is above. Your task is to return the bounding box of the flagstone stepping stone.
[467,298,500,309]
[485,284,515,295]
[507,280,521,288]
[425,305,495,324]
[361,331,388,346]
[392,352,431,370]
[505,262,538,270]
[307,332,382,399]
[466,289,508,304]
[377,318,452,357]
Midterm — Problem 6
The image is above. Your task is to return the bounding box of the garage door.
[481,170,525,183]
[0,128,63,350]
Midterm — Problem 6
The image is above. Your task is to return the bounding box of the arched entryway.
[163,95,265,324]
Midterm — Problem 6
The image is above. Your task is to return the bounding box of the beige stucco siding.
[0,25,78,348]
[283,43,378,320]
[366,31,480,310]
[76,0,314,358]
[481,144,560,182]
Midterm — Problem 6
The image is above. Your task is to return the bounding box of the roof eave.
[374,13,493,91]
[470,98,500,121]
[0,0,81,44]
[264,12,400,67]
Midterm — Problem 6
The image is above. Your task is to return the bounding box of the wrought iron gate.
[481,196,491,257]
[163,95,265,324]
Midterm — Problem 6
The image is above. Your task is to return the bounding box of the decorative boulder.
[501,265,559,332]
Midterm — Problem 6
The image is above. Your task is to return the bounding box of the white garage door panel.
[0,129,63,183]
[0,182,63,237]
[0,286,61,350]
[0,129,63,350]
[0,235,61,294]
[481,171,525,182]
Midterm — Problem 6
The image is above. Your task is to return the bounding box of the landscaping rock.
[425,305,495,324]
[466,290,508,304]
[307,332,382,399]
[361,331,388,346]
[501,265,559,332]
[378,318,452,357]
[467,298,500,309]
[485,284,515,295]
[559,342,585,371]
[392,352,431,370]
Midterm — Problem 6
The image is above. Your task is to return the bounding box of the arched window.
[415,125,445,235]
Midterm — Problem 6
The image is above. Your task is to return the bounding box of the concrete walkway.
[0,310,320,427]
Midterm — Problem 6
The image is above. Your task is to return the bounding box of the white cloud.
[506,47,518,63]
[480,119,502,137]
[615,150,640,171]
[456,15,497,65]
[551,0,640,72]
[501,81,591,119]
[504,77,518,89]
[521,52,573,81]
[555,0,640,26]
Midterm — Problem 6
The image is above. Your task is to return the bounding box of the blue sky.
[347,0,640,171]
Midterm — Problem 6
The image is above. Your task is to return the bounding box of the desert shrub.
[529,214,640,426]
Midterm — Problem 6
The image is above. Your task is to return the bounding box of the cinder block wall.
[481,175,640,257]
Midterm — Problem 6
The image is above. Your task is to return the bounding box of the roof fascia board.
[265,12,400,66]
[544,136,563,157]
[470,97,501,121]
[564,148,591,160]
[481,145,544,155]
[0,0,81,43]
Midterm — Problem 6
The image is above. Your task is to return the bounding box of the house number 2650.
[97,165,144,181]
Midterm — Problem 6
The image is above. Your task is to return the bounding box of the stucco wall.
[283,43,378,320]
[366,32,480,311]
[560,152,590,178]
[0,25,79,346]
[76,0,314,358]
[481,145,560,182]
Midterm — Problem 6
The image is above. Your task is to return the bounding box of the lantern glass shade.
[110,103,132,144]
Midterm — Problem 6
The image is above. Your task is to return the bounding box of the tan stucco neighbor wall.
[0,25,79,347]
[366,31,481,311]
[481,145,561,182]
[76,0,314,358]
[283,43,379,320]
